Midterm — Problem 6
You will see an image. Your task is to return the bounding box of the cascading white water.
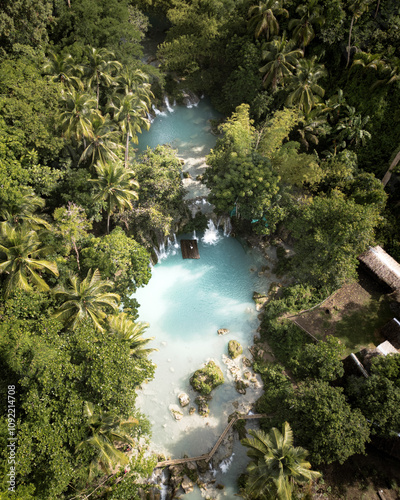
[219,453,235,473]
[160,469,169,500]
[223,217,232,237]
[192,230,198,240]
[154,242,167,261]
[155,235,181,262]
[152,104,167,116]
[164,96,174,113]
[201,219,221,245]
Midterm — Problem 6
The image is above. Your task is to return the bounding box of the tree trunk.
[346,15,355,68]
[72,238,80,270]
[374,0,380,18]
[382,149,400,187]
[125,131,130,169]
[107,213,110,234]
[96,72,100,109]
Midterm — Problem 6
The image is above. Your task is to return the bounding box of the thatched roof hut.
[380,318,400,349]
[358,246,400,291]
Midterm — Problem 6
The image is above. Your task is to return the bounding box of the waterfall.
[154,235,180,261]
[202,219,221,245]
[164,96,174,113]
[152,104,166,116]
[219,453,235,473]
[154,241,167,261]
[223,217,232,237]
[160,469,169,500]
[192,230,198,240]
[146,111,154,123]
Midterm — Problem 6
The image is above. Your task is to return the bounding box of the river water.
[138,97,222,200]
[135,226,275,498]
[134,100,277,498]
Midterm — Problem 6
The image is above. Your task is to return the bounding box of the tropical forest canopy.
[1,0,400,498]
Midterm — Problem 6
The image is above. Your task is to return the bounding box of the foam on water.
[201,220,221,245]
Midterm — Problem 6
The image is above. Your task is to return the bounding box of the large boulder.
[190,361,224,395]
[228,340,243,359]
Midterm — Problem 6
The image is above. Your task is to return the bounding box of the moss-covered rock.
[190,361,224,395]
[228,340,243,359]
[195,395,211,417]
[235,380,248,395]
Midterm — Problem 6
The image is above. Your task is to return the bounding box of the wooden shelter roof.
[358,245,400,291]
[180,239,200,259]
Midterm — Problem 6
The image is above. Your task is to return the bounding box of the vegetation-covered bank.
[0,2,189,498]
[1,0,400,498]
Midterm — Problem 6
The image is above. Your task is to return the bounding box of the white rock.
[178,393,190,407]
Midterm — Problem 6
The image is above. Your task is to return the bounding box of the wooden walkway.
[181,239,200,259]
[155,413,271,468]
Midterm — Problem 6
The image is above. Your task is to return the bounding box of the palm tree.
[248,0,288,40]
[108,312,156,359]
[84,47,122,109]
[76,401,137,481]
[79,114,122,167]
[59,89,99,147]
[335,106,371,149]
[296,107,329,151]
[352,52,400,88]
[0,189,50,231]
[53,268,120,331]
[0,224,58,298]
[260,35,303,91]
[346,0,373,68]
[286,57,327,114]
[288,0,325,51]
[90,159,139,234]
[351,51,386,72]
[116,68,153,100]
[241,422,321,500]
[43,51,83,89]
[324,88,348,126]
[110,94,151,168]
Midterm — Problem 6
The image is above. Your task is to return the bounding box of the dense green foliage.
[0,3,179,497]
[0,292,154,498]
[291,335,345,381]
[284,381,370,465]
[1,0,400,497]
